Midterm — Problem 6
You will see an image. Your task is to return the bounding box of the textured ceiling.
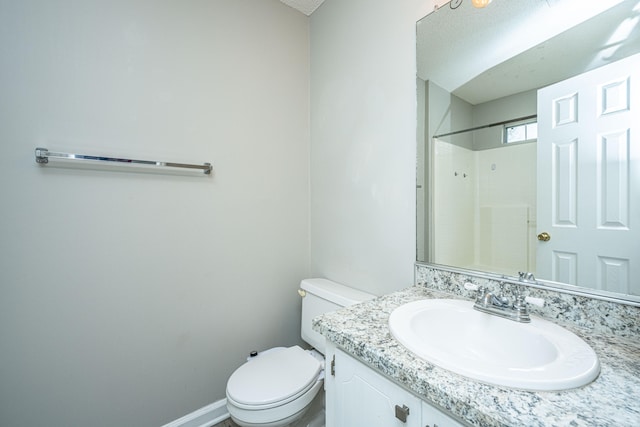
[417,0,634,105]
[279,0,326,16]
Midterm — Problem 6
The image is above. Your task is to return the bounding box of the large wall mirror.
[416,0,640,303]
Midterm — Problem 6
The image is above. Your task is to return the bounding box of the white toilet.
[226,278,375,427]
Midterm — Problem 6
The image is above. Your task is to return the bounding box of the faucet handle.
[518,271,536,281]
[524,296,545,307]
[512,284,545,305]
[464,282,479,291]
[514,293,545,309]
[464,282,485,296]
[464,282,486,304]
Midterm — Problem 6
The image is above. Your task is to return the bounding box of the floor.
[211,419,239,427]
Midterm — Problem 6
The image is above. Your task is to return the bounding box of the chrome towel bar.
[35,147,212,175]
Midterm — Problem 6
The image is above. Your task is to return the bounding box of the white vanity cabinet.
[421,400,465,427]
[324,343,421,427]
[325,342,466,427]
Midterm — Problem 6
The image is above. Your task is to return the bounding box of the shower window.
[504,120,537,144]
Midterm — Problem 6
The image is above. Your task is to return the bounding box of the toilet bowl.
[225,278,375,427]
[226,346,323,427]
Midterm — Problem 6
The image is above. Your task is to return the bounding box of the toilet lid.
[226,346,322,408]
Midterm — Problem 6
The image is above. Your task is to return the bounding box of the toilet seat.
[226,346,324,426]
[227,346,322,409]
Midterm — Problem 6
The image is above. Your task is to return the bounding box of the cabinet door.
[325,344,421,427]
[422,400,466,427]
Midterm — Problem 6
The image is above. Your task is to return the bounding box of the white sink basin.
[389,299,600,391]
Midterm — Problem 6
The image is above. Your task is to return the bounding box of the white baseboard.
[162,398,229,427]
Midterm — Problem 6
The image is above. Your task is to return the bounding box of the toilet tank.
[299,278,375,354]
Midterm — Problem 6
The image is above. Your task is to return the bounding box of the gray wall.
[426,83,536,151]
[0,1,310,426]
[1,0,449,424]
[428,80,474,149]
[472,89,537,150]
[309,0,432,296]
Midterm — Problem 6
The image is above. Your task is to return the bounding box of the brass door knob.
[537,232,551,242]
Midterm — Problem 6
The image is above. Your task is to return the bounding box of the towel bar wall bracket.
[34,147,212,175]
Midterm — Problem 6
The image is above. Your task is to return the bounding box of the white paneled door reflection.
[537,53,640,295]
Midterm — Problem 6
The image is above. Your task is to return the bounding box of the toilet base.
[230,389,324,427]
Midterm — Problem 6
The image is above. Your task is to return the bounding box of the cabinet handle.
[330,355,335,376]
[395,404,410,423]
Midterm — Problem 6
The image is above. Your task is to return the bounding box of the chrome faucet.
[519,271,536,282]
[463,283,544,323]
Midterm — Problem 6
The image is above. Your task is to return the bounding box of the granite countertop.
[313,285,640,427]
